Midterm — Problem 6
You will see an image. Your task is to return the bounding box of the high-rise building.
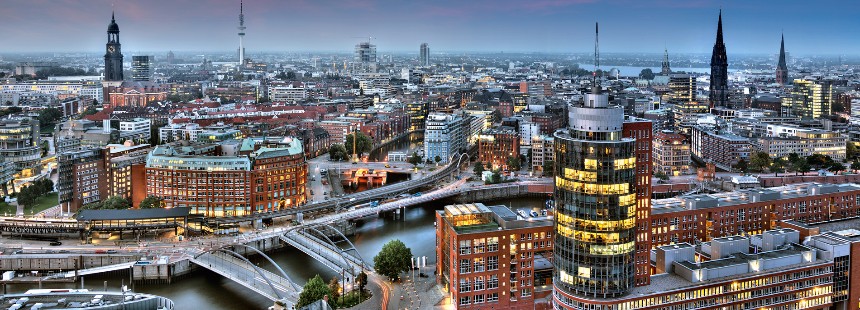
[0,117,41,177]
[237,0,246,66]
[424,113,467,164]
[709,10,729,108]
[420,43,430,66]
[166,51,175,65]
[354,42,377,73]
[776,34,789,85]
[782,79,833,119]
[103,12,124,104]
[131,56,151,82]
[669,74,708,133]
[554,23,639,300]
[660,48,671,75]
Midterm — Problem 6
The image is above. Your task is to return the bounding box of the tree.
[847,142,858,160]
[434,155,442,164]
[487,169,503,184]
[356,271,368,294]
[296,275,332,309]
[328,277,341,302]
[37,107,63,130]
[771,158,786,176]
[639,68,655,80]
[733,159,748,173]
[542,160,555,177]
[749,151,771,173]
[407,151,422,167]
[506,156,521,171]
[373,239,413,280]
[101,196,130,210]
[344,132,373,157]
[139,195,163,209]
[654,171,670,181]
[286,71,297,80]
[16,186,36,208]
[473,162,485,176]
[806,154,833,169]
[828,162,845,174]
[80,106,98,118]
[328,144,348,161]
[851,160,860,173]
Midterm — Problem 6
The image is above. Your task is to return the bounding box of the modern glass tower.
[553,23,637,301]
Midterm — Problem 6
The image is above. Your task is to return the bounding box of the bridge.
[279,223,370,279]
[46,261,137,279]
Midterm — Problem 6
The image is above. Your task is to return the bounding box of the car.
[384,164,391,168]
[106,250,117,254]
[349,198,356,202]
[49,241,62,246]
[58,250,70,254]
[310,190,315,195]
[94,250,106,254]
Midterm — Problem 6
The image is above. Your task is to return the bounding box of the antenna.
[593,22,600,92]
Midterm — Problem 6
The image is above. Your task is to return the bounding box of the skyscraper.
[709,10,729,108]
[132,56,151,82]
[660,48,671,75]
[782,79,832,119]
[420,43,430,66]
[103,11,124,104]
[237,0,246,66]
[353,42,377,73]
[554,23,638,301]
[776,34,788,85]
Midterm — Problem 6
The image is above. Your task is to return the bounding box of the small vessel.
[529,210,539,217]
[545,199,554,209]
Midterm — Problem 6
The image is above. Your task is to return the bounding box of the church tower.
[709,10,729,108]
[103,12,124,105]
[661,48,671,75]
[776,34,788,85]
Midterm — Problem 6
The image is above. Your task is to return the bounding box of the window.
[459,296,470,305]
[460,259,471,274]
[474,276,485,291]
[488,293,499,302]
[459,279,471,293]
[488,256,499,270]
[474,257,485,272]
[459,240,471,255]
[487,237,499,252]
[474,294,485,304]
[488,275,499,289]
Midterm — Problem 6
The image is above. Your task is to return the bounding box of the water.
[369,132,424,162]
[4,197,547,309]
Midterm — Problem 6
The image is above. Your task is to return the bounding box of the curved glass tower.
[553,89,637,300]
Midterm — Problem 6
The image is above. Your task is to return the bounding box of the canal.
[368,132,424,162]
[3,197,548,309]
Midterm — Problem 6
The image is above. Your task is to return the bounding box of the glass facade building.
[554,91,637,299]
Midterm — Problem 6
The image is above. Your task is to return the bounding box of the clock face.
[108,46,115,53]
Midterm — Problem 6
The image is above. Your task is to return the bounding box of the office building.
[57,148,106,213]
[0,117,41,177]
[531,135,554,173]
[119,118,151,143]
[653,131,691,176]
[669,74,707,132]
[131,56,151,82]
[782,79,833,119]
[752,130,846,160]
[691,124,750,172]
[436,203,554,309]
[354,42,377,73]
[709,10,729,108]
[477,126,520,171]
[420,43,430,66]
[141,138,307,217]
[424,113,467,164]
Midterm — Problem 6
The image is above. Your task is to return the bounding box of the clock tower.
[103,12,123,105]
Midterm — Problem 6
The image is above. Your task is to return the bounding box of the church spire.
[776,33,788,85]
[661,48,671,75]
[709,9,729,108]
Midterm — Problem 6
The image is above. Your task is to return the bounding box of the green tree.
[771,158,786,176]
[828,162,845,173]
[328,144,348,161]
[806,154,833,169]
[16,186,36,208]
[344,132,373,157]
[37,107,63,129]
[847,142,858,160]
[506,156,521,171]
[639,68,655,80]
[542,160,555,177]
[473,162,485,176]
[286,71,297,80]
[139,195,164,209]
[749,151,771,173]
[80,106,98,118]
[407,151,422,167]
[434,155,442,164]
[733,159,749,173]
[296,275,332,309]
[654,171,670,181]
[373,239,413,280]
[101,196,130,210]
[851,160,860,172]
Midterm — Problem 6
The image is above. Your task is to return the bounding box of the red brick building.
[436,203,553,309]
[477,126,520,171]
[623,117,654,287]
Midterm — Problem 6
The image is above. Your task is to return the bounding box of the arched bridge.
[279,223,371,280]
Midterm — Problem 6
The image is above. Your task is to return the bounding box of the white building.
[531,135,554,172]
[119,118,151,143]
[423,113,467,164]
[159,123,203,143]
[268,83,307,102]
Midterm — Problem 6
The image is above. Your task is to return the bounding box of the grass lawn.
[0,201,15,216]
[23,192,58,215]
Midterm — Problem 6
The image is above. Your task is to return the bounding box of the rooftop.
[652,182,860,214]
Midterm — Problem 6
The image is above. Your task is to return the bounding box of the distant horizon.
[2,51,855,58]
[1,0,858,55]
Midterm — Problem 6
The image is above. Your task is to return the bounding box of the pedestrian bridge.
[279,223,370,280]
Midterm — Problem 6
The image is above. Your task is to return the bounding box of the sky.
[1,0,858,55]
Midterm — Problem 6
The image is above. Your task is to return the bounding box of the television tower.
[237,0,246,66]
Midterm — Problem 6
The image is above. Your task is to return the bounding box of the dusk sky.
[1,0,857,55]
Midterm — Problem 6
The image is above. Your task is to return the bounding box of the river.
[3,197,548,309]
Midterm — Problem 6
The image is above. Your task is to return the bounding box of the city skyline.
[1,0,858,55]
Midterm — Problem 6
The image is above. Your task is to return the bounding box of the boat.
[517,210,528,218]
[529,210,539,217]
[545,199,554,209]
